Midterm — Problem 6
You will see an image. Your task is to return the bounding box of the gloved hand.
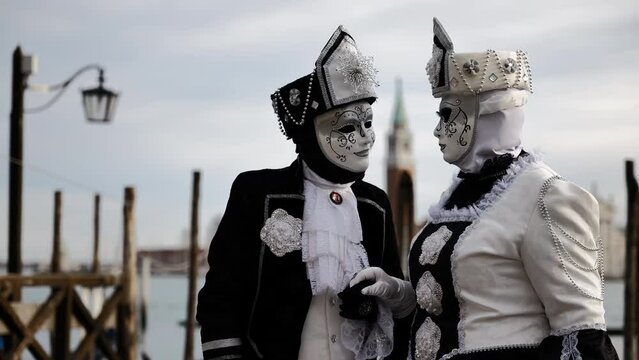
[338,279,378,322]
[349,267,416,318]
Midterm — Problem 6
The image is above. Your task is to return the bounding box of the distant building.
[137,247,207,275]
[386,78,417,274]
[592,188,626,279]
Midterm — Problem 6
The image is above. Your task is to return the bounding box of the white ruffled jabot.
[301,162,369,295]
[301,162,394,359]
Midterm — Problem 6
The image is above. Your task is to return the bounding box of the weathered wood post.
[51,190,62,273]
[184,171,201,360]
[624,160,638,360]
[52,286,73,360]
[140,255,150,339]
[118,187,138,360]
[50,190,63,356]
[92,193,101,273]
[8,46,26,297]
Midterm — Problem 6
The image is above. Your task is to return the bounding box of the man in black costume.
[196,26,414,360]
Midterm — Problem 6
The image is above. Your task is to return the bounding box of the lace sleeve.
[538,329,619,359]
[341,302,394,360]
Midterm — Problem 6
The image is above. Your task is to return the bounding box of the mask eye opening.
[337,125,357,134]
[437,107,452,123]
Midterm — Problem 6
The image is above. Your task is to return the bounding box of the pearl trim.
[439,342,540,359]
[273,71,315,138]
[550,323,607,337]
[538,176,605,301]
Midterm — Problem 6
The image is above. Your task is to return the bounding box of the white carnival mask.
[433,94,477,164]
[314,100,375,172]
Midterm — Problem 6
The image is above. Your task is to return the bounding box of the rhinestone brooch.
[260,208,302,257]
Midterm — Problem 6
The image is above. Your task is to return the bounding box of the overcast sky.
[1,0,638,263]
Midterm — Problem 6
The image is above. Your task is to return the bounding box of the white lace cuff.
[341,302,394,360]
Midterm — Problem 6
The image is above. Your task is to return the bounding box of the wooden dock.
[0,188,138,360]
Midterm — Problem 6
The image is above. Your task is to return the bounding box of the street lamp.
[26,64,119,123]
[81,71,119,123]
[7,46,119,298]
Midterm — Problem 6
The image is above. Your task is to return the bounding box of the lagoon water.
[23,276,625,359]
[146,277,626,359]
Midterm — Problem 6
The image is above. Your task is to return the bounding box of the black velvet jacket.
[196,159,409,359]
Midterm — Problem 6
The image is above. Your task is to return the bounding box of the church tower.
[386,78,416,273]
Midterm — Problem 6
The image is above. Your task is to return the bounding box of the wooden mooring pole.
[624,160,639,360]
[51,190,62,273]
[92,193,101,273]
[8,46,26,299]
[118,187,138,360]
[50,190,64,357]
[184,171,201,360]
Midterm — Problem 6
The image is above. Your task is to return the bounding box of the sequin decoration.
[425,45,444,87]
[416,271,443,315]
[463,59,480,75]
[488,73,498,82]
[419,226,452,265]
[260,208,302,257]
[335,49,379,94]
[289,88,301,106]
[415,317,441,360]
[503,58,517,74]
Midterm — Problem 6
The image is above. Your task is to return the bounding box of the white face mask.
[433,94,478,164]
[314,100,375,173]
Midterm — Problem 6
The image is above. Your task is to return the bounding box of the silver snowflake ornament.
[335,50,379,94]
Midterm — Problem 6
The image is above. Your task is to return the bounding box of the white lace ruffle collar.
[301,161,366,294]
[428,152,543,224]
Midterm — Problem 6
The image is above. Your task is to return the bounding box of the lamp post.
[7,46,119,300]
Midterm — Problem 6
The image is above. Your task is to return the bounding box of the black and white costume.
[196,26,410,360]
[405,18,619,359]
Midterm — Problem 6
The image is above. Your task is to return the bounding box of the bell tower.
[386,78,416,274]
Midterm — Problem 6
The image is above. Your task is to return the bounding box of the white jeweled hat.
[426,17,533,98]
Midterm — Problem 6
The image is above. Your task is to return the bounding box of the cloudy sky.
[1,0,638,263]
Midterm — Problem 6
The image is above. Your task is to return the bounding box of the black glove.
[337,279,378,322]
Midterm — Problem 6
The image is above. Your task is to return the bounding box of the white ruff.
[428,152,543,224]
[301,163,393,359]
[301,162,369,295]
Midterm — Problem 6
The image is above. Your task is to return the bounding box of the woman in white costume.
[350,18,619,360]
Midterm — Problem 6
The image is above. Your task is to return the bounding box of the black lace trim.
[445,152,526,210]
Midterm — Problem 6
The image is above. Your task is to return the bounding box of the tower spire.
[386,76,415,274]
[392,77,408,128]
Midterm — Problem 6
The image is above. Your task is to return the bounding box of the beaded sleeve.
[522,176,605,333]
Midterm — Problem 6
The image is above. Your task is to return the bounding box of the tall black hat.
[271,26,379,142]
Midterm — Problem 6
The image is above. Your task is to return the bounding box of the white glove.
[350,267,416,318]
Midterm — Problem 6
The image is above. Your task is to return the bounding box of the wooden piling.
[118,187,138,360]
[624,160,639,360]
[184,171,201,360]
[92,193,101,273]
[9,46,25,295]
[51,191,62,273]
[52,286,72,359]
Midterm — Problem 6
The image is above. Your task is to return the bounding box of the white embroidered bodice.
[408,154,607,359]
